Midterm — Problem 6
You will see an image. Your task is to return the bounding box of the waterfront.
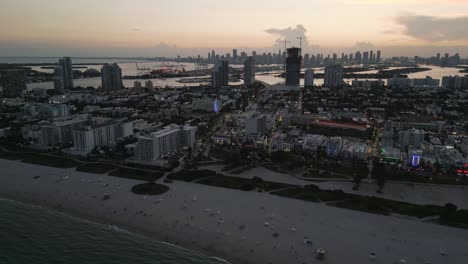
[1,57,463,90]
[0,197,228,264]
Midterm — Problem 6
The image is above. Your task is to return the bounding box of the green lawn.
[302,169,350,179]
[167,169,218,182]
[20,153,81,168]
[195,175,295,192]
[271,184,357,202]
[76,163,116,174]
[0,150,81,168]
[132,183,169,195]
[109,168,164,182]
[333,196,445,218]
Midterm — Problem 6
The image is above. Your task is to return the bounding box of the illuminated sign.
[411,155,420,167]
[214,99,219,113]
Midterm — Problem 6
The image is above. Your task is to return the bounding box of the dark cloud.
[396,15,468,41]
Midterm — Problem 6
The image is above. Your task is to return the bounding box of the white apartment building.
[72,119,134,153]
[136,124,196,161]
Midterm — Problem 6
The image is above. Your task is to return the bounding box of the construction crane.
[276,39,290,83]
[297,36,303,55]
[136,63,150,75]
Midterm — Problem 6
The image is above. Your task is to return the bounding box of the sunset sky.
[1,0,467,57]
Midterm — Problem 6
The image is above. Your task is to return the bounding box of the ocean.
[0,198,228,264]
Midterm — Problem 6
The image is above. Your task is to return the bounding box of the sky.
[0,0,468,57]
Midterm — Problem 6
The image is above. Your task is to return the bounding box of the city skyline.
[1,0,468,57]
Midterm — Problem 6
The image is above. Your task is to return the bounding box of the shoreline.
[2,158,468,264]
[0,189,239,264]
[0,195,233,263]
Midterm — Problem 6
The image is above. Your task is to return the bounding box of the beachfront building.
[135,124,196,161]
[72,118,134,153]
[41,115,89,146]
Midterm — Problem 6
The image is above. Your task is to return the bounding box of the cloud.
[395,15,468,42]
[131,28,141,32]
[265,24,310,49]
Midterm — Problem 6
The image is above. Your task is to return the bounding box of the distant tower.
[233,49,238,64]
[324,64,343,88]
[376,50,381,64]
[101,63,123,92]
[304,69,314,88]
[285,47,302,86]
[211,60,229,88]
[244,56,256,87]
[362,52,369,64]
[54,57,74,91]
[53,67,64,92]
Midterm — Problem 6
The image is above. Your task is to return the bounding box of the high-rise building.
[211,60,229,88]
[145,80,153,90]
[0,69,27,98]
[362,52,369,64]
[355,51,362,64]
[442,75,468,89]
[376,50,381,64]
[244,56,255,87]
[101,63,123,92]
[134,81,142,90]
[369,51,374,63]
[233,49,238,64]
[324,64,343,88]
[135,124,196,161]
[59,57,74,90]
[246,113,267,135]
[285,47,302,86]
[211,50,215,62]
[72,118,133,153]
[53,67,64,93]
[304,69,314,88]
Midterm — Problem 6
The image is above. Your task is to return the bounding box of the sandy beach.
[1,158,468,264]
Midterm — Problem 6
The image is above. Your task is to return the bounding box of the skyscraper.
[54,57,74,92]
[285,47,302,86]
[304,69,314,88]
[376,50,381,64]
[324,64,343,88]
[101,63,123,92]
[355,51,362,64]
[53,67,64,93]
[369,50,374,63]
[244,56,255,87]
[211,60,229,88]
[233,49,238,64]
[362,52,369,64]
[211,50,215,62]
